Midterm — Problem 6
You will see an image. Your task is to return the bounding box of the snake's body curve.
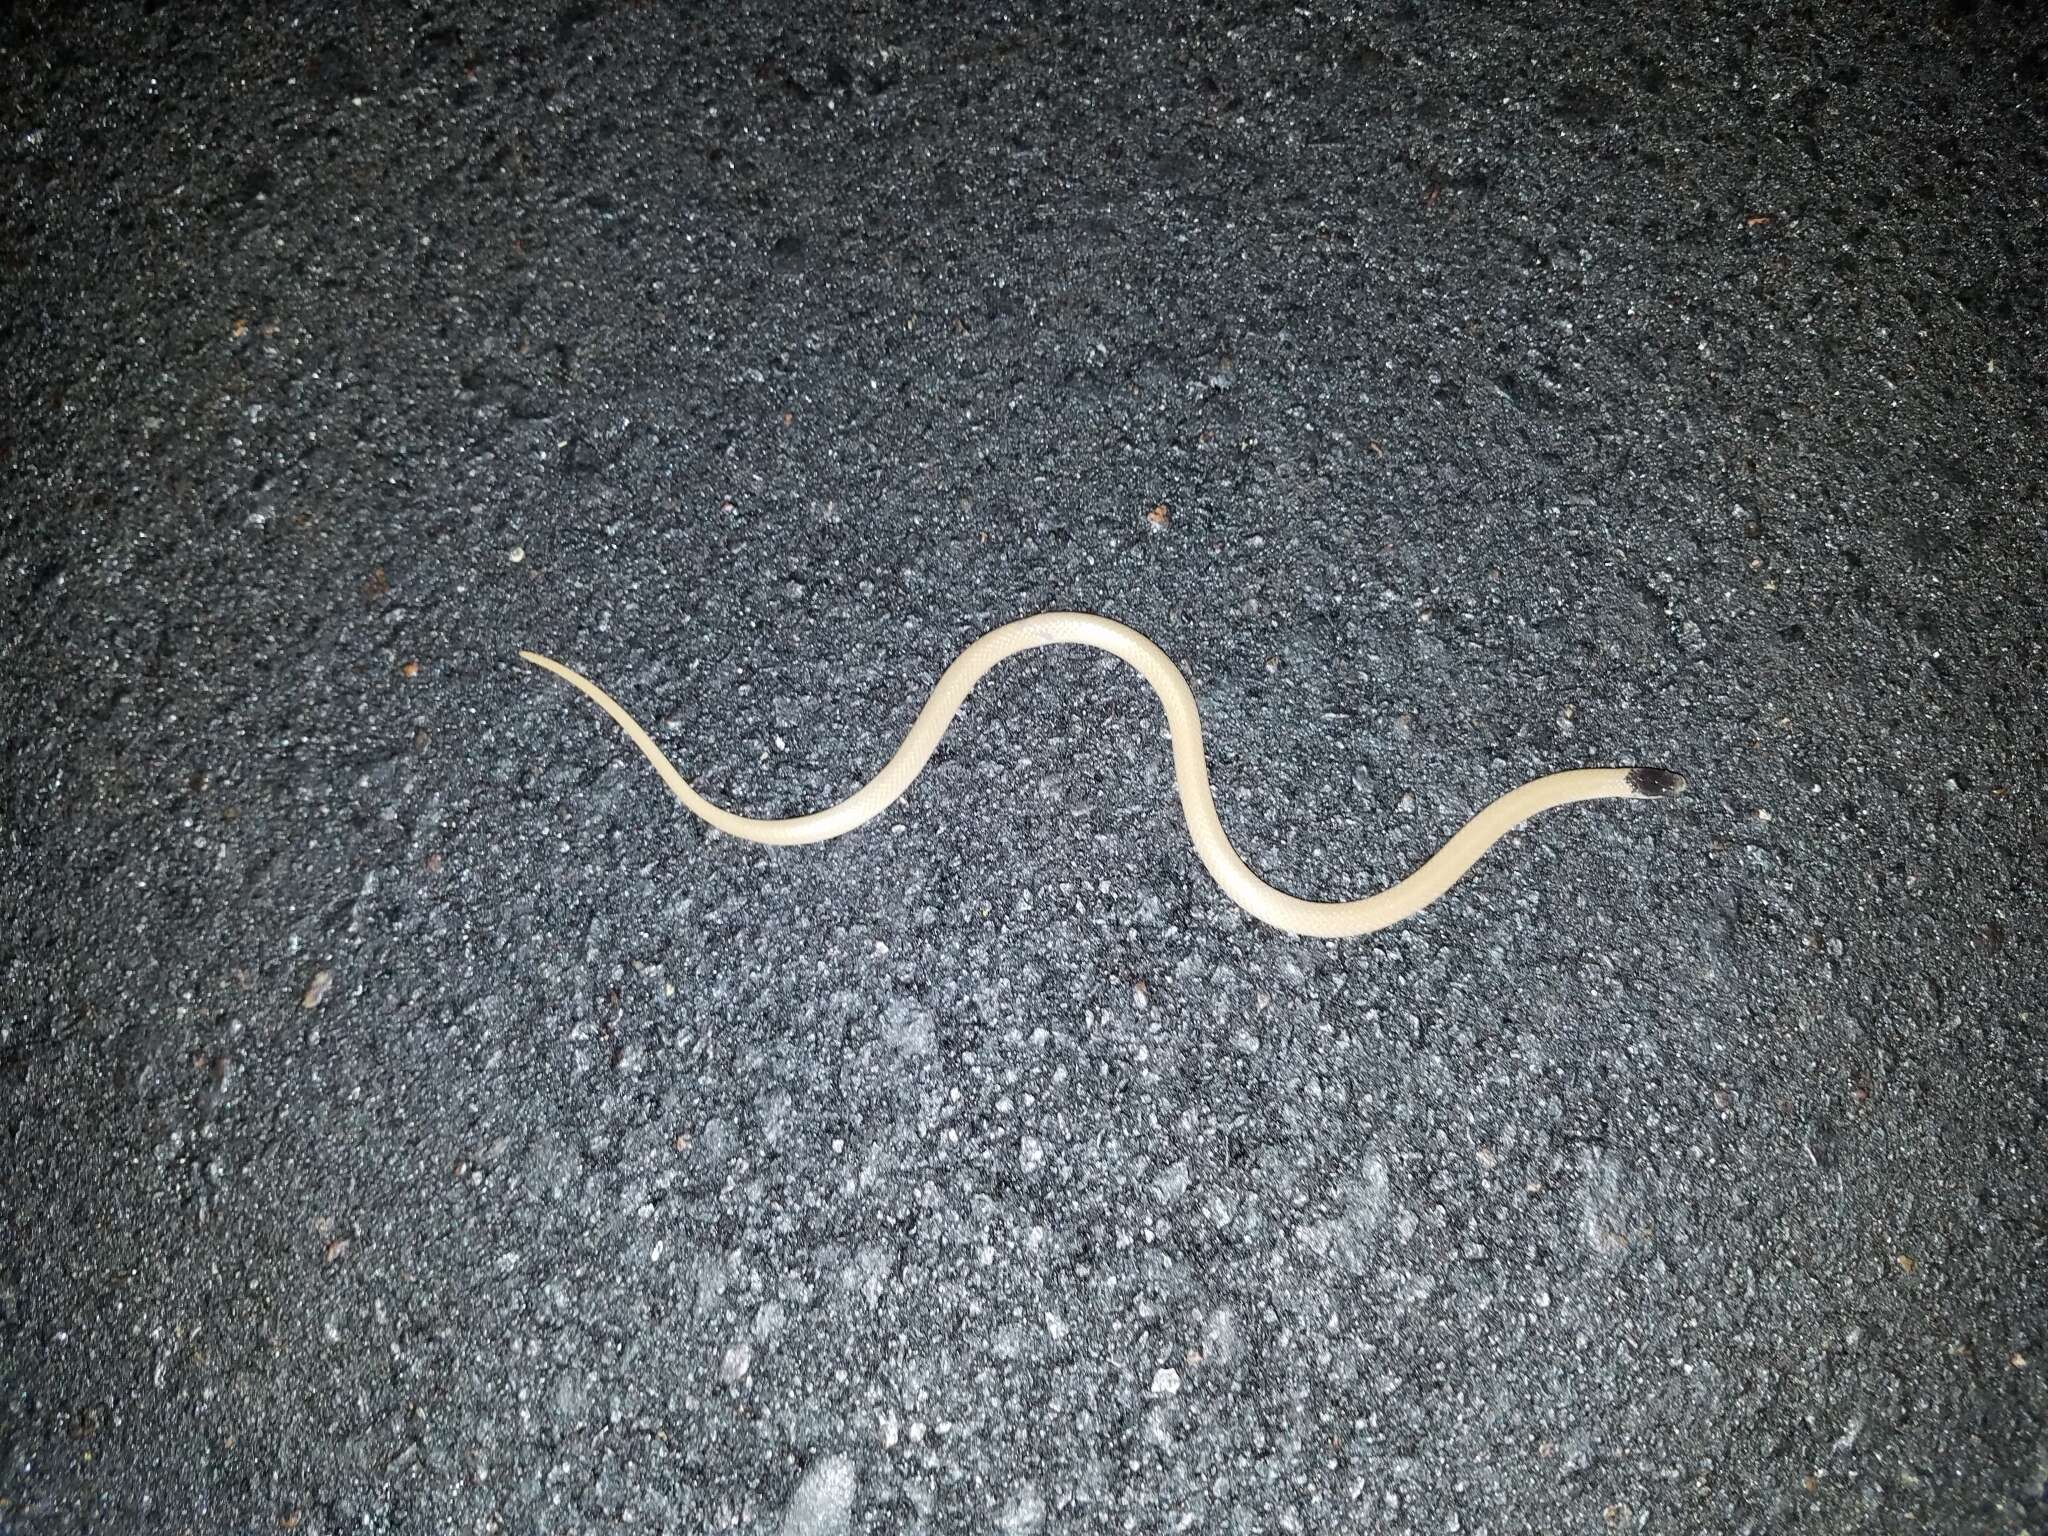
[520,611,1684,938]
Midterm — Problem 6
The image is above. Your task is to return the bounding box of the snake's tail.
[518,649,709,819]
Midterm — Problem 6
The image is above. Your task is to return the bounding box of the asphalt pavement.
[2,3,2044,1532]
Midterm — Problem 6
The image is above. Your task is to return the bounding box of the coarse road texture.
[3,4,2044,1533]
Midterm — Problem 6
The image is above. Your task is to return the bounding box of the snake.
[520,611,1685,938]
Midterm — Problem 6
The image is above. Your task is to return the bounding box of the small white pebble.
[1132,979,1149,1010]
[1149,1367,1182,1397]
[718,1342,751,1383]
[1756,808,1772,822]
[300,969,333,1009]
[507,545,526,564]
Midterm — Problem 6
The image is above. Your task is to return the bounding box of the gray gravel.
[3,3,2045,1533]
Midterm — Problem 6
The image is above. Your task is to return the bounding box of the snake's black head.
[1626,766,1688,798]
